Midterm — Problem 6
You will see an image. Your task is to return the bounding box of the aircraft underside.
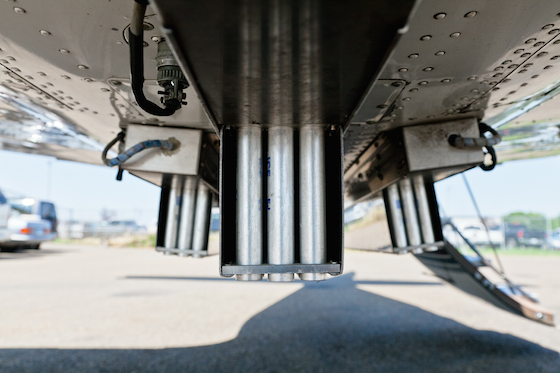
[0,0,558,325]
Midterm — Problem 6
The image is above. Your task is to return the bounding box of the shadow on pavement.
[0,273,558,373]
[0,247,66,260]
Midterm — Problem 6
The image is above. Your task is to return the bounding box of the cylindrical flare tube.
[267,126,295,282]
[236,126,264,281]
[299,125,327,281]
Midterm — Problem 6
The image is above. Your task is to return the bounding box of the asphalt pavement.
[0,244,559,373]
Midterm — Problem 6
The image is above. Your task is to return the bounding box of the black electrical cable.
[129,0,178,116]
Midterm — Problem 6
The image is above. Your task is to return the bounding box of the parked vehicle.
[504,223,547,248]
[547,229,560,250]
[0,198,57,250]
[0,188,10,242]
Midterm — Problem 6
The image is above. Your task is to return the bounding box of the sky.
[0,150,160,226]
[0,149,559,226]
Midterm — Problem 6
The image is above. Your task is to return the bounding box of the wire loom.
[102,131,178,167]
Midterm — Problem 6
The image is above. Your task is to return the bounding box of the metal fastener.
[13,7,26,14]
[464,11,477,18]
[420,35,432,41]
[408,53,419,58]
[450,32,461,38]
[434,13,446,19]
[59,49,70,54]
[77,65,89,70]
[40,30,51,36]
[435,51,445,56]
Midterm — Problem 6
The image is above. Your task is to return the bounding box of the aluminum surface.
[236,126,263,281]
[222,263,340,276]
[267,126,295,282]
[413,175,435,244]
[176,176,198,256]
[398,178,421,246]
[387,183,407,248]
[299,125,326,281]
[164,175,183,251]
[191,182,213,257]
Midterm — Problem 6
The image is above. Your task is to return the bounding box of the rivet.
[423,67,434,71]
[110,80,122,86]
[468,76,476,80]
[434,13,446,19]
[391,82,402,87]
[66,96,73,100]
[490,81,498,85]
[398,68,408,72]
[521,53,531,57]
[418,81,428,85]
[531,75,539,78]
[116,41,123,45]
[92,111,98,115]
[24,75,33,80]
[471,89,479,93]
[534,41,545,47]
[77,65,89,70]
[37,72,46,76]
[13,7,26,14]
[40,84,47,88]
[525,38,537,44]
[83,78,93,82]
[409,88,418,92]
[74,102,80,105]
[435,51,445,56]
[524,63,533,67]
[521,83,528,86]
[142,22,154,31]
[509,91,516,95]
[502,60,512,65]
[40,30,51,36]
[518,69,527,73]
[427,115,435,119]
[450,32,461,38]
[461,96,470,100]
[143,41,149,48]
[408,53,419,58]
[151,36,162,43]
[12,67,20,72]
[503,78,511,83]
[508,64,519,68]
[441,78,451,83]
[494,66,503,71]
[514,49,524,54]
[377,104,387,109]
[420,35,432,41]
[551,55,560,60]
[555,40,560,44]
[403,97,411,101]
[0,59,8,64]
[446,109,455,113]
[101,88,110,92]
[542,24,554,30]
[464,11,477,18]
[492,73,502,77]
[61,75,70,79]
[59,49,70,54]
[492,87,500,91]
[550,29,560,35]
[538,52,548,57]
[500,98,507,101]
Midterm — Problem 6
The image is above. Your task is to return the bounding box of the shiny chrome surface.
[191,182,213,257]
[236,126,263,281]
[387,183,407,248]
[399,178,421,246]
[164,175,183,251]
[413,175,435,245]
[299,125,326,281]
[176,176,198,256]
[267,126,295,282]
